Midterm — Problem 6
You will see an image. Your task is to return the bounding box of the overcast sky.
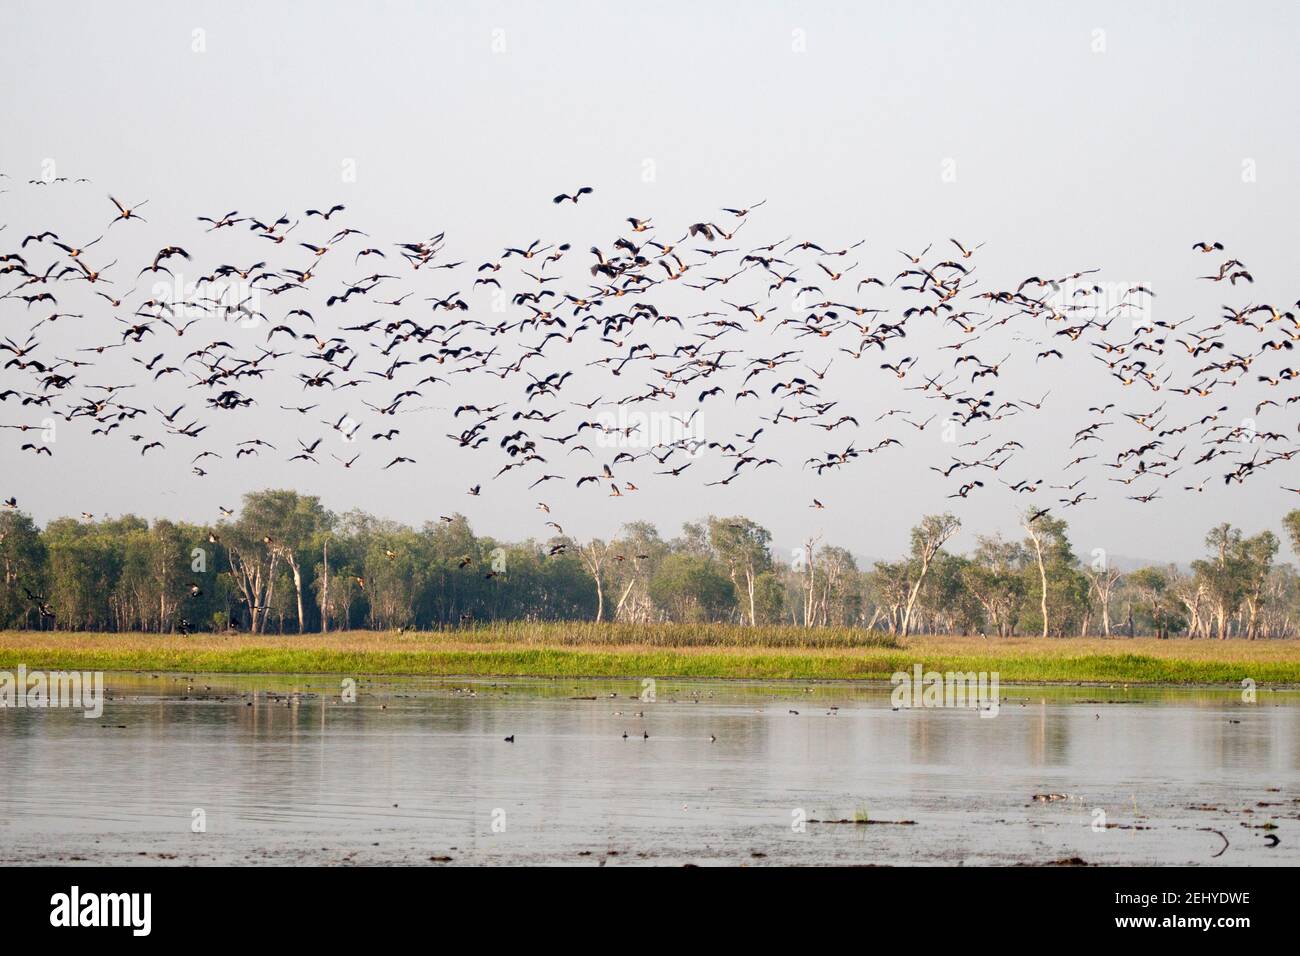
[3,0,1299,564]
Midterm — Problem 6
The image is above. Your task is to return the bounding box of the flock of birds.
[3,175,1300,532]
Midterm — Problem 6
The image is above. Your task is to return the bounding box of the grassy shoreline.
[3,628,1300,684]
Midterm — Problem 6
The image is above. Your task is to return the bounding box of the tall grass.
[431,621,900,648]
[1,627,1299,683]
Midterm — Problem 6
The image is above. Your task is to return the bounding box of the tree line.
[2,490,1299,638]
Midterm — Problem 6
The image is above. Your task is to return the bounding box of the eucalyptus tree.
[1168,566,1208,638]
[1258,564,1299,638]
[574,537,614,622]
[707,516,774,627]
[961,535,1026,637]
[1193,524,1247,639]
[1127,566,1172,639]
[1084,562,1124,637]
[899,513,961,637]
[1284,510,1300,556]
[4,495,1297,637]
[648,552,736,622]
[806,545,859,627]
[1240,531,1279,639]
[43,516,132,631]
[240,490,332,633]
[921,552,984,636]
[1020,511,1080,637]
[0,509,47,629]
[361,525,427,630]
[865,561,910,633]
[608,521,667,623]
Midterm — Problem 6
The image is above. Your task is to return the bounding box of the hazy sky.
[3,0,1299,564]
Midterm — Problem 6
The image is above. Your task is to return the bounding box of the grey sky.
[2,0,1299,564]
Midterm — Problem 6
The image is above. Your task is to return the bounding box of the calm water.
[1,674,1296,865]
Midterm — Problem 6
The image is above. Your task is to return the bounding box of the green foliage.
[1283,510,1300,558]
[2,493,1298,639]
[0,509,47,628]
[649,553,736,621]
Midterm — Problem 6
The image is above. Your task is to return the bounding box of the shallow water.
[0,674,1296,865]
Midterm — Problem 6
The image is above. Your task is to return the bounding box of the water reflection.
[0,676,1296,865]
